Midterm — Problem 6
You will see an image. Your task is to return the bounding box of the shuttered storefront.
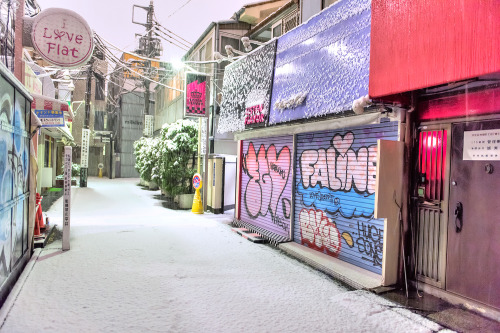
[0,69,31,289]
[294,121,399,274]
[239,135,293,242]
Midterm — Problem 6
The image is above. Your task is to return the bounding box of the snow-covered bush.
[133,119,198,195]
[133,137,161,182]
[159,119,198,196]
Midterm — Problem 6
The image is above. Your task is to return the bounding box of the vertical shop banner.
[184,73,209,118]
[218,40,277,133]
[294,122,398,274]
[240,135,293,240]
[81,129,90,168]
[144,115,154,137]
[63,146,71,251]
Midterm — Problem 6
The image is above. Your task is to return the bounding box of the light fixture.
[62,69,71,80]
[352,95,371,115]
[213,52,224,63]
[67,81,75,91]
[241,37,264,52]
[170,58,184,70]
[225,45,245,57]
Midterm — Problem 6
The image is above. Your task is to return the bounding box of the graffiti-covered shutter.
[0,72,31,286]
[294,121,399,274]
[239,135,293,242]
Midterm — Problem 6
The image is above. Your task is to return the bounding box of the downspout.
[400,93,416,292]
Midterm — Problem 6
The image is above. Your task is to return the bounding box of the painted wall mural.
[269,0,371,125]
[0,74,30,285]
[294,122,398,274]
[240,136,293,239]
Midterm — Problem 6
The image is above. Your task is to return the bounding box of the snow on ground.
[0,178,444,332]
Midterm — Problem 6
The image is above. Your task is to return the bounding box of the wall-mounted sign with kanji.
[81,129,90,168]
[34,109,65,127]
[463,129,500,161]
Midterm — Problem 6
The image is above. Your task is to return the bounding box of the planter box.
[177,193,194,209]
[148,181,159,191]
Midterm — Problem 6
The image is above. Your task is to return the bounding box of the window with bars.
[418,130,447,201]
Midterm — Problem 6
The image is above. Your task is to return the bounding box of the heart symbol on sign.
[266,145,291,218]
[332,132,354,157]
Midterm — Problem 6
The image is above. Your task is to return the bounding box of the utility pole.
[80,58,94,187]
[144,1,154,117]
[132,1,158,135]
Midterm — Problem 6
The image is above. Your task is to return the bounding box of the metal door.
[414,126,450,288]
[447,120,500,309]
[294,121,399,274]
[239,135,294,242]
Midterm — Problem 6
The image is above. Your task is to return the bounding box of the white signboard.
[63,146,72,251]
[81,129,90,168]
[32,8,94,68]
[463,129,500,161]
[144,115,154,137]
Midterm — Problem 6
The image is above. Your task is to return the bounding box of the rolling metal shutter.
[239,135,293,242]
[294,121,399,274]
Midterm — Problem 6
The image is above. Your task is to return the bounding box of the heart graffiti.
[242,142,291,231]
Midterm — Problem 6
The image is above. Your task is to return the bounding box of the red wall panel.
[419,86,500,121]
[370,0,500,98]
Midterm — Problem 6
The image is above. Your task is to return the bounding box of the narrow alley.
[0,178,443,333]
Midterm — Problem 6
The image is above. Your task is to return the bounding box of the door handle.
[454,202,463,233]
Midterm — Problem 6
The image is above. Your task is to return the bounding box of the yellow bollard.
[192,188,203,214]
[191,173,203,214]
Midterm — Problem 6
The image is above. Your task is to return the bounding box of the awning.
[42,126,74,141]
[31,92,74,120]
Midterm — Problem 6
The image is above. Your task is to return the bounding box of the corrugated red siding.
[370,0,500,98]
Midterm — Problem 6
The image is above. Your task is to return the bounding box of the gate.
[413,127,450,287]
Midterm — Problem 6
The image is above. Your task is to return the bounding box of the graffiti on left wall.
[241,139,292,235]
[0,82,29,284]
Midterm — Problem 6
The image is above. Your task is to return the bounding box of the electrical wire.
[154,29,190,51]
[166,0,192,18]
[154,25,192,48]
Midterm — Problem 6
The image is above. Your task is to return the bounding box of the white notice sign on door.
[463,129,500,161]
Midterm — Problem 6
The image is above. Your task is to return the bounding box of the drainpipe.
[400,92,416,291]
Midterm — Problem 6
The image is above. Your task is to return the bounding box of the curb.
[0,248,42,328]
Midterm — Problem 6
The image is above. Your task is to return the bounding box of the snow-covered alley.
[0,178,446,333]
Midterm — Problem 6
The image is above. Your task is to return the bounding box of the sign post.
[62,146,72,251]
[80,128,90,187]
[191,173,203,214]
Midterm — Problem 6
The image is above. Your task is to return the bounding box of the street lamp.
[240,37,264,52]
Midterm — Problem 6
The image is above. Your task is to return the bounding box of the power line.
[154,28,190,50]
[166,0,193,18]
[153,22,192,47]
